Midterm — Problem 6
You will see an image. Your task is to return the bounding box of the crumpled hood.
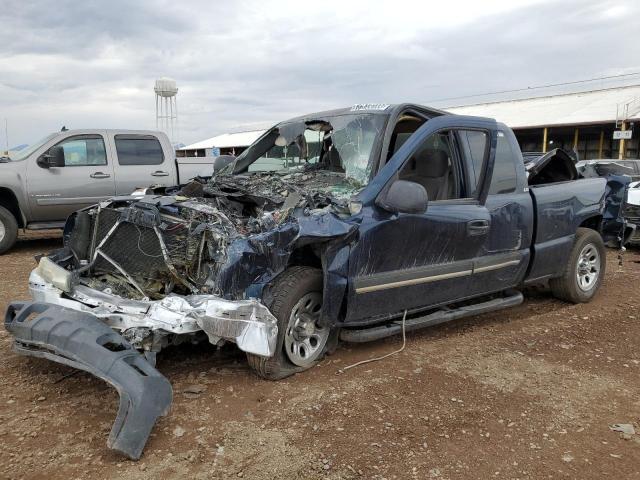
[62,165,360,302]
[180,164,360,213]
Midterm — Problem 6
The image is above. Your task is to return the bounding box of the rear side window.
[115,135,164,165]
[56,136,107,166]
[488,132,517,194]
[457,130,488,195]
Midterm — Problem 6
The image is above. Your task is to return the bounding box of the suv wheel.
[247,266,332,380]
[550,227,606,303]
[0,206,18,255]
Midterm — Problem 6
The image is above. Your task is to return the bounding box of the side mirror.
[213,154,236,173]
[377,179,428,214]
[37,146,65,168]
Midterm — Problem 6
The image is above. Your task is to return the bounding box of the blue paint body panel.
[220,112,611,327]
[336,116,609,325]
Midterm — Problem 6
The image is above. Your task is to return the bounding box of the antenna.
[154,78,179,144]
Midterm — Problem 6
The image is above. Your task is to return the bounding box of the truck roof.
[281,103,450,123]
[50,128,168,136]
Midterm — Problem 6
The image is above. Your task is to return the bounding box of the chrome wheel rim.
[284,292,329,367]
[576,243,600,291]
[0,220,5,243]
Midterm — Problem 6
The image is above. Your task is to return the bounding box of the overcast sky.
[1,0,639,147]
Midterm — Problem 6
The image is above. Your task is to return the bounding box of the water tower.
[154,77,179,144]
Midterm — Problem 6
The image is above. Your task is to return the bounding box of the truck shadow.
[153,289,564,382]
[11,232,62,254]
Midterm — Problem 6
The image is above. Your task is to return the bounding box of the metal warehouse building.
[447,84,640,160]
[176,129,265,158]
[180,85,640,161]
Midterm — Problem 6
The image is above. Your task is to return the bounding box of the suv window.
[57,136,107,166]
[488,131,517,194]
[399,131,458,201]
[115,135,164,165]
[457,130,488,196]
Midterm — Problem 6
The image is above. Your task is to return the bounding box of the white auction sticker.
[350,103,391,111]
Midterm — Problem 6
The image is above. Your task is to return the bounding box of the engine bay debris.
[39,113,379,358]
[67,163,360,303]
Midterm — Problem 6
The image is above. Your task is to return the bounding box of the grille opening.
[101,341,129,352]
[84,204,227,301]
[97,333,131,352]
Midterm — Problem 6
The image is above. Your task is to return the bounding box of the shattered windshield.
[231,113,387,187]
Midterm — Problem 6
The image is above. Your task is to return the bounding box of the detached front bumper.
[4,302,172,460]
[29,266,278,357]
[5,267,280,460]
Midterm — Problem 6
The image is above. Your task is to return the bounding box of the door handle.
[467,219,490,236]
[90,172,111,179]
[151,171,170,177]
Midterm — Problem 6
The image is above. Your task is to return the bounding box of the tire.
[550,227,606,304]
[0,206,18,255]
[247,266,333,380]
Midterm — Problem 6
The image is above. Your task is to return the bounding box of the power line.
[427,71,640,105]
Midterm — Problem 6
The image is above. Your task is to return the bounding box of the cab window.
[386,115,427,161]
[56,136,107,166]
[398,131,459,201]
[115,135,164,165]
[457,130,488,196]
[249,130,323,172]
[488,132,518,194]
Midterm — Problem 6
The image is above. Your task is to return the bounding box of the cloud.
[1,0,639,147]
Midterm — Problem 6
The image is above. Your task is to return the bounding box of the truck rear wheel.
[0,206,18,255]
[550,227,606,303]
[247,266,332,380]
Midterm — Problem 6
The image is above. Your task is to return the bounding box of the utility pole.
[618,121,627,160]
[4,118,8,155]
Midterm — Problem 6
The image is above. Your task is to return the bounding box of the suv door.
[344,116,496,324]
[26,133,116,222]
[109,134,178,194]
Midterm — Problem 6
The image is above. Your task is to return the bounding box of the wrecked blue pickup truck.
[5,104,627,459]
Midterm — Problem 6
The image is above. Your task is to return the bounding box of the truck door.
[108,133,178,195]
[26,133,116,222]
[463,128,533,297]
[344,116,496,324]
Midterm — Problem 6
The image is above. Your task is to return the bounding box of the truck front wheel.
[0,206,18,255]
[247,266,332,380]
[550,227,606,303]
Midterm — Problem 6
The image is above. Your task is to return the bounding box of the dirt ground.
[1,231,639,479]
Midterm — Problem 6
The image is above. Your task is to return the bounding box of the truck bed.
[175,157,215,182]
[525,177,607,283]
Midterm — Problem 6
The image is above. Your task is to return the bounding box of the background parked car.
[0,129,216,253]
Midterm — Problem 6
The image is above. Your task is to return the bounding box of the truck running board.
[340,289,524,343]
[26,221,66,230]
